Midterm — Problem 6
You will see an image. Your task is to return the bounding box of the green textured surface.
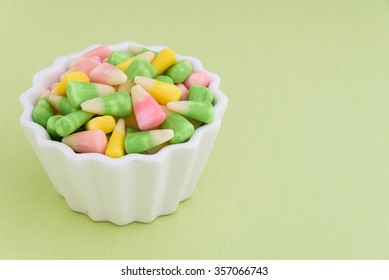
[1,0,389,259]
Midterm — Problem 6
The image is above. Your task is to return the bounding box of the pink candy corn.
[131,85,166,130]
[83,45,111,61]
[177,83,189,101]
[62,130,107,154]
[75,56,101,76]
[184,71,211,88]
[89,62,128,85]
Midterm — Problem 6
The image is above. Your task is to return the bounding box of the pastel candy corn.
[62,130,107,154]
[188,85,214,104]
[85,115,116,134]
[184,71,211,88]
[177,83,189,100]
[134,76,182,105]
[124,129,174,154]
[116,51,155,72]
[48,95,78,115]
[152,48,176,76]
[83,45,111,60]
[81,91,132,117]
[54,71,90,96]
[108,50,133,66]
[32,90,54,128]
[55,110,94,137]
[105,119,125,158]
[125,57,156,81]
[161,106,194,144]
[75,56,101,76]
[89,62,128,85]
[71,45,111,67]
[166,60,192,84]
[66,81,115,107]
[127,44,157,55]
[155,75,174,84]
[131,85,166,130]
[167,101,214,123]
[46,115,63,141]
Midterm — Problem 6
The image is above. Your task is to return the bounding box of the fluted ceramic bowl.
[19,41,228,225]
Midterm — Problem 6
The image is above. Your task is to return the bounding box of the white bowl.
[19,42,228,225]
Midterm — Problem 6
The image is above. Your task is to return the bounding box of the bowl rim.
[19,41,228,164]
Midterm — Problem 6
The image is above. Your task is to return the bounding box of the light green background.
[1,0,389,259]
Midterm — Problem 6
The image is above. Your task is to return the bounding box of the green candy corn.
[49,95,78,115]
[108,50,133,66]
[46,115,63,141]
[124,129,174,154]
[66,81,115,108]
[167,101,214,124]
[125,57,156,81]
[161,106,194,144]
[32,91,54,128]
[81,91,132,117]
[188,85,214,104]
[55,110,93,137]
[165,60,192,84]
[155,75,174,84]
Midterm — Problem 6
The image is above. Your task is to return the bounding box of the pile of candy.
[32,44,215,157]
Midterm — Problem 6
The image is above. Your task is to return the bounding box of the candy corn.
[134,76,182,105]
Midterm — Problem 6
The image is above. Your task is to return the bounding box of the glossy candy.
[70,45,111,68]
[85,115,116,134]
[75,56,101,76]
[184,71,211,88]
[188,85,214,104]
[151,48,176,76]
[48,95,78,115]
[55,110,93,137]
[32,90,54,128]
[167,101,214,123]
[89,62,128,85]
[62,130,107,154]
[166,60,192,84]
[32,43,217,157]
[81,91,132,117]
[124,129,174,154]
[108,50,133,66]
[131,85,166,130]
[105,119,125,158]
[66,81,115,107]
[161,106,194,144]
[134,76,182,105]
[53,71,90,96]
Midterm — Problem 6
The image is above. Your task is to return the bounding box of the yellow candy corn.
[54,71,89,96]
[116,51,155,72]
[85,115,116,134]
[151,48,176,76]
[105,118,125,158]
[134,76,182,105]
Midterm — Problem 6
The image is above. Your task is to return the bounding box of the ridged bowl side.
[19,42,228,225]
